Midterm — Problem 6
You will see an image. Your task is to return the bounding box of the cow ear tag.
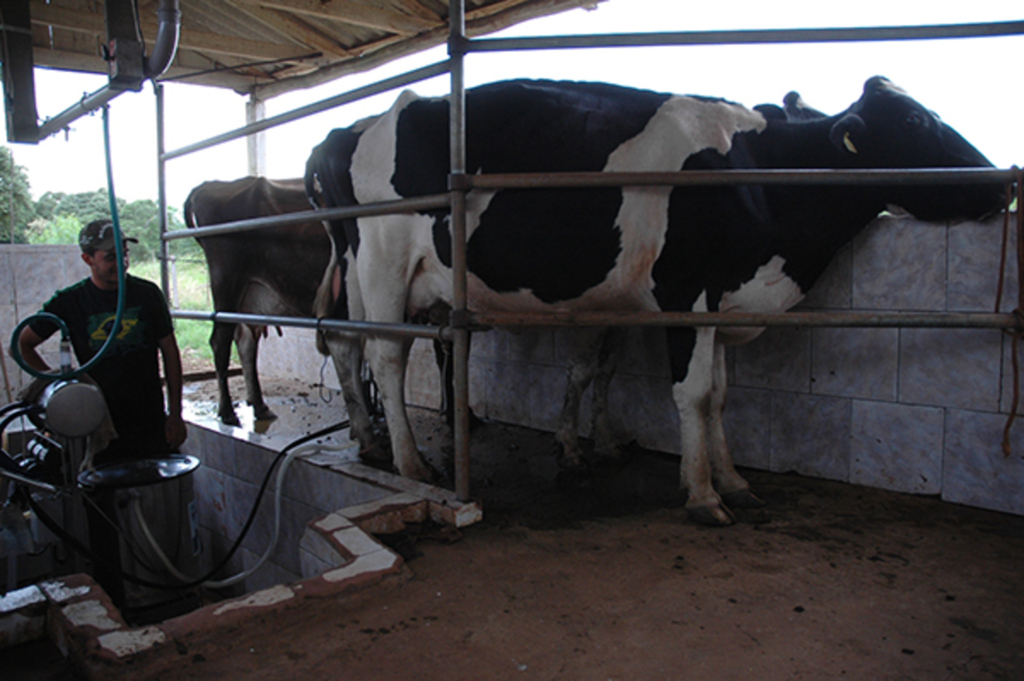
[843,132,858,154]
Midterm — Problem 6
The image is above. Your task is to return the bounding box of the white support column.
[246,93,266,177]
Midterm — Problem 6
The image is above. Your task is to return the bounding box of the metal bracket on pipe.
[448,173,472,192]
[448,308,489,333]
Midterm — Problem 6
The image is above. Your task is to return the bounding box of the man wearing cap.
[17,219,187,463]
[17,219,187,608]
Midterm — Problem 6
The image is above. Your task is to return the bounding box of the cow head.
[828,76,1002,221]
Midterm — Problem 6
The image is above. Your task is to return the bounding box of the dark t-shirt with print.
[31,274,173,462]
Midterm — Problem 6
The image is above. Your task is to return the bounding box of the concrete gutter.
[1,476,481,679]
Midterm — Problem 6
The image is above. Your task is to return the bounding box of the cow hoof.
[220,411,241,427]
[686,503,735,527]
[253,405,277,421]
[721,488,765,509]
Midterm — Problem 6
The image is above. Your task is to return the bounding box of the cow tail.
[314,244,338,356]
[184,191,196,229]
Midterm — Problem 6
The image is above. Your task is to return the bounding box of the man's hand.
[166,412,187,450]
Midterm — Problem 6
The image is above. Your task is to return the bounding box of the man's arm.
[15,326,53,373]
[158,332,187,449]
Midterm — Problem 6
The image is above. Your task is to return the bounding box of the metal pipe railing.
[469,310,1023,330]
[465,20,1024,52]
[172,310,450,342]
[449,0,471,501]
[167,168,1010,243]
[453,167,1016,190]
[161,60,451,161]
[164,193,450,240]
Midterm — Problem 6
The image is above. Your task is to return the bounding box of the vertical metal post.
[155,82,170,300]
[246,92,267,177]
[449,0,471,501]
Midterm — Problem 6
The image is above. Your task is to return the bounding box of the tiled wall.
[725,213,1024,516]
[413,213,1024,517]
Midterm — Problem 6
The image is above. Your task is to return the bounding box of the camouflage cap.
[78,220,138,254]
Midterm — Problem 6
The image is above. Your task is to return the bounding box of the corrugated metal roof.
[26,0,598,98]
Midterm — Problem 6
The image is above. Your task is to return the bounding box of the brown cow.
[185,176,331,426]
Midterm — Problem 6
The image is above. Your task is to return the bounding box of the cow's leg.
[668,323,732,526]
[322,329,384,460]
[707,341,762,509]
[211,321,240,426]
[365,335,436,481]
[555,327,608,470]
[590,327,626,461]
[237,325,275,421]
[432,332,482,430]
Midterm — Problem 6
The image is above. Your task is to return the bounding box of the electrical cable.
[133,438,355,588]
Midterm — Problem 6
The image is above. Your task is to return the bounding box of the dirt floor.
[8,372,1024,680]
[130,374,1024,681]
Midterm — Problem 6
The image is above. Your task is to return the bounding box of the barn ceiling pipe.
[36,0,180,140]
[36,88,125,141]
[144,0,181,79]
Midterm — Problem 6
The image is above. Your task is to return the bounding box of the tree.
[0,146,35,243]
[33,190,66,222]
[27,213,82,245]
[28,188,199,262]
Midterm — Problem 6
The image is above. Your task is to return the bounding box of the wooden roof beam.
[29,3,317,63]
[224,1,354,58]
[234,0,436,34]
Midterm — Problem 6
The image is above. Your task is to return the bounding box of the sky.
[3,0,1023,214]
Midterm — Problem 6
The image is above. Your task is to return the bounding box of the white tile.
[770,393,851,482]
[852,216,946,311]
[733,326,811,392]
[944,409,1024,515]
[899,328,1002,411]
[851,400,943,494]
[723,387,771,470]
[812,327,898,400]
[948,215,1014,312]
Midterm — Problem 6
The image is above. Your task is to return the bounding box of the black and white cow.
[305,77,1002,525]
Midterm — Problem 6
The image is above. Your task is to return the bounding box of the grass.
[133,258,220,363]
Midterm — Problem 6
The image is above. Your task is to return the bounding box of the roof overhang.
[24,0,602,98]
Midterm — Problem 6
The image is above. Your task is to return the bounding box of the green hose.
[8,105,128,381]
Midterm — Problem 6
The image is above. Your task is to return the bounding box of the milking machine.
[0,370,204,616]
[1,368,353,619]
